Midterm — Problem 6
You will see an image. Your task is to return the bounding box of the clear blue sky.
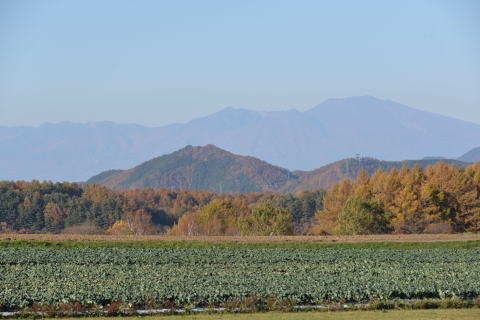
[1,0,479,126]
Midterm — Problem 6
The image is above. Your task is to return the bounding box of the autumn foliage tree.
[310,180,353,234]
[124,209,156,235]
[168,199,245,236]
[239,202,294,236]
[168,199,294,236]
[1,161,479,235]
[335,198,392,235]
[43,202,65,233]
[312,162,480,234]
[107,220,132,235]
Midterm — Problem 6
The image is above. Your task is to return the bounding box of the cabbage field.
[0,248,479,311]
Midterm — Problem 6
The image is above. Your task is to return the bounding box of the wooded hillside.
[87,144,468,193]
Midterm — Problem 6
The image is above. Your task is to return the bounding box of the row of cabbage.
[0,248,479,310]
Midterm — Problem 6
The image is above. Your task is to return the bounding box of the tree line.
[0,180,324,235]
[0,161,478,235]
[311,162,480,234]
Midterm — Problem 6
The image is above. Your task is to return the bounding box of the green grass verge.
[48,309,480,320]
[1,239,479,249]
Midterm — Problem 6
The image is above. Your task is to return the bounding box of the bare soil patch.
[0,233,478,243]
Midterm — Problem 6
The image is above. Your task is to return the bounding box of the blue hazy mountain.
[458,146,480,163]
[1,96,480,181]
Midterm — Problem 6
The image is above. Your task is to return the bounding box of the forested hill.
[87,145,469,192]
[87,144,295,192]
[280,157,469,193]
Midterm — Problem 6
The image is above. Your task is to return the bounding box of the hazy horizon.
[2,95,480,128]
[1,0,479,127]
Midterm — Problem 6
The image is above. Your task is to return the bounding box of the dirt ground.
[0,233,478,243]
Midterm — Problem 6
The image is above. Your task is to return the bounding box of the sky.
[0,0,479,127]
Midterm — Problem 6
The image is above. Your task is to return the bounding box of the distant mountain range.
[2,96,480,181]
[87,144,470,193]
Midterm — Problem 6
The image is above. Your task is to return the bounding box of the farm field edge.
[9,308,480,320]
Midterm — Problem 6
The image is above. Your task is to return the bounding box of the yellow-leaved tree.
[107,220,132,235]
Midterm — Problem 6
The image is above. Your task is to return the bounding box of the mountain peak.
[88,144,292,192]
[310,95,390,111]
[323,95,382,104]
[215,106,258,115]
[178,144,231,158]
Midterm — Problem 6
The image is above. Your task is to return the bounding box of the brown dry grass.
[0,233,478,243]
